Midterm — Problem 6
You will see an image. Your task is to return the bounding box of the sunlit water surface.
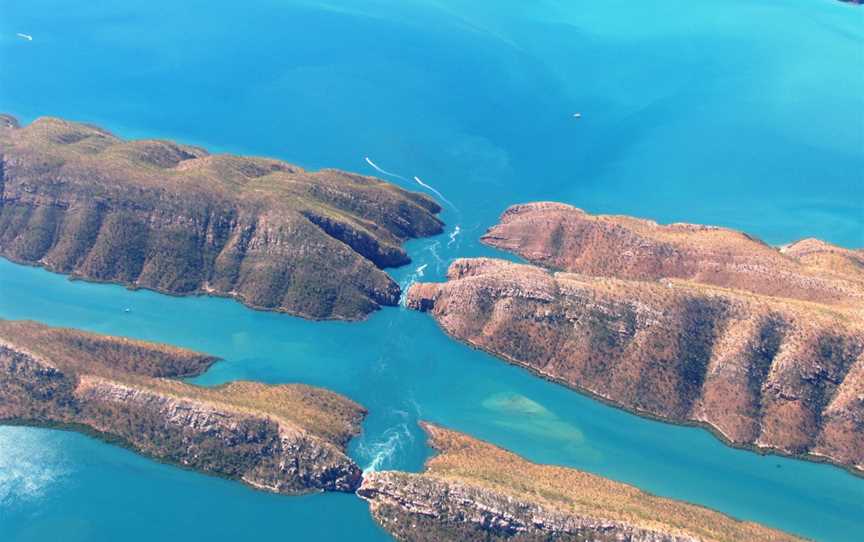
[1,0,862,541]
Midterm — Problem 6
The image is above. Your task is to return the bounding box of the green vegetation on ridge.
[0,115,443,320]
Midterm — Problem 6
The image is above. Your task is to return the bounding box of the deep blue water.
[0,1,862,541]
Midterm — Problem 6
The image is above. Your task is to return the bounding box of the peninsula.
[407,202,864,473]
[0,114,443,320]
[0,319,366,493]
[359,423,803,542]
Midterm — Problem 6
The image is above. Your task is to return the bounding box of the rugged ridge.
[0,319,365,493]
[408,203,864,473]
[481,202,863,306]
[358,423,802,542]
[0,115,443,320]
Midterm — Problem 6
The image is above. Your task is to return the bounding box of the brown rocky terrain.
[0,319,365,493]
[359,423,802,542]
[0,114,443,320]
[481,202,863,307]
[407,203,864,473]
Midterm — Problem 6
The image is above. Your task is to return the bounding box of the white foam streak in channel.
[407,396,423,418]
[447,225,461,247]
[398,262,430,306]
[426,241,445,273]
[361,423,415,473]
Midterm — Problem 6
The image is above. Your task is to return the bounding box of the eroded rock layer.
[359,423,802,542]
[0,319,365,493]
[481,202,863,306]
[0,115,443,320]
[408,203,864,472]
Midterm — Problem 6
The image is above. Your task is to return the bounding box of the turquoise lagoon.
[0,0,863,541]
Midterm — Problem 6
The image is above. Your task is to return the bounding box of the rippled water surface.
[1,1,863,541]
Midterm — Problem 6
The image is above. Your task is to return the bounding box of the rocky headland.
[407,202,864,473]
[358,423,802,542]
[0,114,443,320]
[0,319,365,493]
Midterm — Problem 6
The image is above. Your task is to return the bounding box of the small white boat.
[16,33,33,41]
[572,112,582,119]
[123,308,132,313]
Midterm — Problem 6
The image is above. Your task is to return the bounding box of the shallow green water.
[1,0,862,541]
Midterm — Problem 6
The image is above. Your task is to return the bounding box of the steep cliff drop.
[358,423,803,542]
[0,319,366,493]
[0,115,443,321]
[407,203,864,474]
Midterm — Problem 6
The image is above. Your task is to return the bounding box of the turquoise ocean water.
[0,1,862,541]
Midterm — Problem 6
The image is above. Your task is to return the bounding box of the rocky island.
[407,203,864,473]
[0,319,365,493]
[359,423,802,542]
[0,114,443,320]
[0,317,807,538]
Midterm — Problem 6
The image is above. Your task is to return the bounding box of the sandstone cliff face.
[0,320,364,493]
[408,203,864,473]
[481,202,863,307]
[358,424,801,542]
[0,115,443,320]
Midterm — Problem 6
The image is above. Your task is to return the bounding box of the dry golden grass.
[420,423,803,542]
[0,115,444,320]
[783,238,864,282]
[0,116,440,236]
[554,270,863,329]
[0,319,365,446]
[412,256,864,470]
[0,319,215,377]
[150,380,366,445]
[482,202,864,309]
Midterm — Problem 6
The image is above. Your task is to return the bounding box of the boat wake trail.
[414,176,457,211]
[363,157,457,211]
[364,157,412,183]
